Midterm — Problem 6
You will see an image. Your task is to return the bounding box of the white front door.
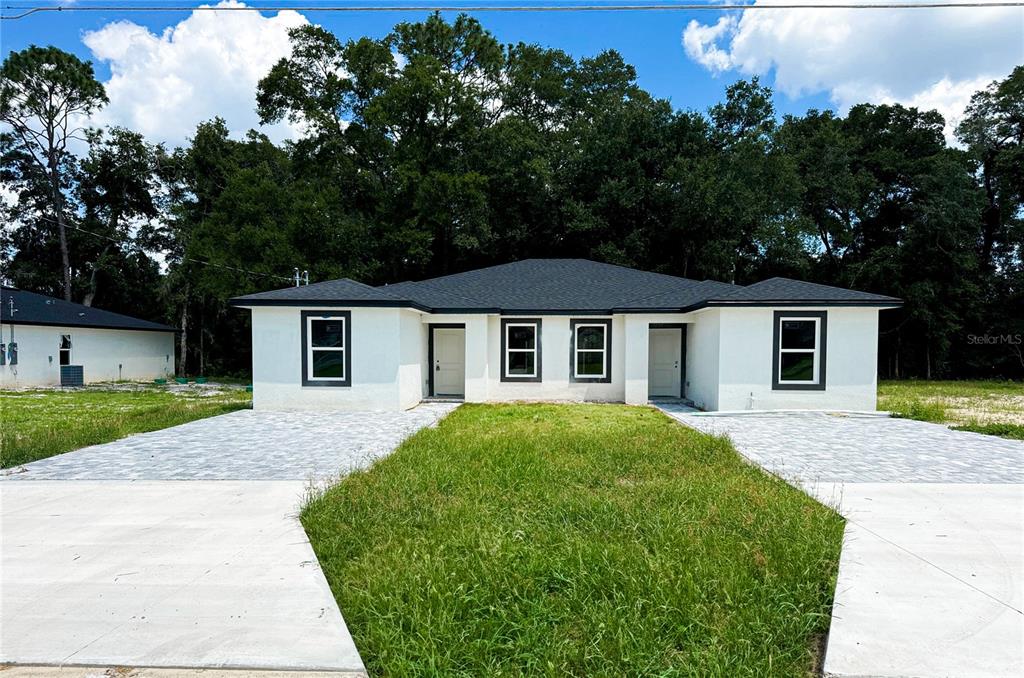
[433,328,465,397]
[648,328,682,398]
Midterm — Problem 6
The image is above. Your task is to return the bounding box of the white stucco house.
[230,259,901,412]
[1,286,176,387]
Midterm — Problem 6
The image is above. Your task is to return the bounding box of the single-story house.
[229,259,901,412]
[0,286,176,387]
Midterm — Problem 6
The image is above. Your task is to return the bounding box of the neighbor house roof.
[1,286,176,332]
[229,259,902,314]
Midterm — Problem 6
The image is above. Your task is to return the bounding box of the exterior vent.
[60,365,84,387]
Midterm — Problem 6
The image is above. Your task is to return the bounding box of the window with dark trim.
[501,318,542,382]
[570,319,612,383]
[772,311,827,390]
[301,311,352,387]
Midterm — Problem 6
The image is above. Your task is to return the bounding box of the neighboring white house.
[1,286,176,387]
[230,259,901,412]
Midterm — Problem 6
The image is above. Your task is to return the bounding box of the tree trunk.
[199,307,205,377]
[48,165,73,302]
[178,290,189,376]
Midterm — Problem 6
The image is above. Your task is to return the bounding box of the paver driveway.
[659,404,1024,678]
[1,403,457,673]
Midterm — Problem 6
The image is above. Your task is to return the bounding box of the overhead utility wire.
[4,3,1024,21]
[30,213,297,283]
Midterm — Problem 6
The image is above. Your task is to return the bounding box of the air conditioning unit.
[60,365,84,387]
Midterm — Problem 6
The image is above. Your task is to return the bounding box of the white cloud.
[683,1,1024,140]
[83,1,309,146]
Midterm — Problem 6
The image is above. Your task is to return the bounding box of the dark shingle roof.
[229,260,902,313]
[229,278,422,308]
[383,259,705,313]
[700,277,902,307]
[1,286,175,332]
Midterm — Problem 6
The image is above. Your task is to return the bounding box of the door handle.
[435,364,440,371]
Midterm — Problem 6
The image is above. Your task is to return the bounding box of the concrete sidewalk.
[1,481,364,673]
[659,406,1024,678]
[2,403,458,673]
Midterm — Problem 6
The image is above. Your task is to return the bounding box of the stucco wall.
[685,308,720,411]
[0,324,174,387]
[715,306,879,411]
[485,315,627,402]
[244,304,879,412]
[250,306,425,411]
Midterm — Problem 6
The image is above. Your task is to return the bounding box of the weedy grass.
[0,385,251,468]
[302,403,843,677]
[879,379,1024,439]
[950,422,1024,440]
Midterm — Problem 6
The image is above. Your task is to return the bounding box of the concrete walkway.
[659,405,1024,678]
[1,404,457,673]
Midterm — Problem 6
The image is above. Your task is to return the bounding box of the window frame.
[772,311,827,391]
[569,319,612,383]
[59,334,72,366]
[301,311,352,387]
[500,318,542,382]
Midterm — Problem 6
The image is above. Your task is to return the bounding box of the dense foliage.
[2,14,1021,378]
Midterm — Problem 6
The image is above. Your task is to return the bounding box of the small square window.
[507,326,536,350]
[779,353,814,382]
[780,320,816,350]
[576,351,605,376]
[507,351,536,376]
[311,321,345,348]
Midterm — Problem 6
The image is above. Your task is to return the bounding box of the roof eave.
[228,298,432,313]
[687,299,903,311]
[5,319,177,332]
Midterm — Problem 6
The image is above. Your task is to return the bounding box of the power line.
[26,213,297,283]
[4,2,1023,21]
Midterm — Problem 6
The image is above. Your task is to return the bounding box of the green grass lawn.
[878,379,1024,439]
[0,384,252,468]
[303,403,843,677]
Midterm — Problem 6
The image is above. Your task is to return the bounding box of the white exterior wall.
[486,315,627,402]
[714,307,879,411]
[0,325,174,387]
[685,309,721,411]
[249,306,424,411]
[622,314,693,405]
[244,304,880,412]
[420,314,489,401]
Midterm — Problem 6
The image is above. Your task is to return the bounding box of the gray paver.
[657,404,1024,484]
[656,403,1024,678]
[2,403,458,481]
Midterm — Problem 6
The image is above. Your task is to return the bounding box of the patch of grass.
[0,384,251,468]
[879,380,1024,437]
[302,403,843,677]
[883,397,948,423]
[950,422,1024,440]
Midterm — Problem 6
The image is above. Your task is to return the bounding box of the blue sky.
[2,2,1019,147]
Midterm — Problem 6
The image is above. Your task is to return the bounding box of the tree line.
[2,13,1021,379]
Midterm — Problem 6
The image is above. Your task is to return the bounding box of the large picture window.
[301,311,352,387]
[772,311,827,390]
[501,318,542,382]
[570,319,612,383]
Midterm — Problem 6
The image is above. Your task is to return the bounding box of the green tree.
[0,46,107,300]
